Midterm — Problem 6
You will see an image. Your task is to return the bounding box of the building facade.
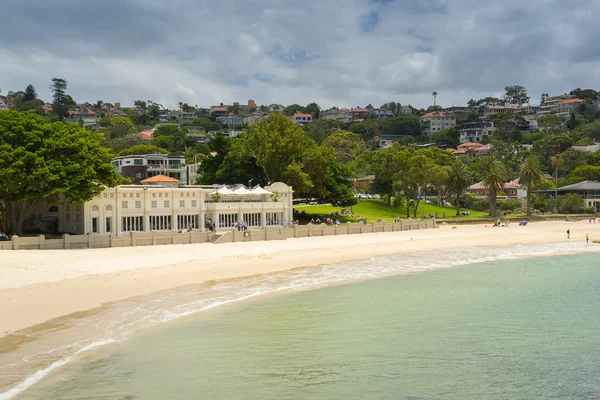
[66,106,99,127]
[21,182,294,236]
[556,99,585,118]
[111,154,188,184]
[538,94,575,117]
[458,120,496,143]
[291,112,313,125]
[420,112,456,136]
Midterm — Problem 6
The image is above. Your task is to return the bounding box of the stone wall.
[0,219,437,250]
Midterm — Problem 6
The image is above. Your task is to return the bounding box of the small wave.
[2,241,598,399]
[0,339,115,400]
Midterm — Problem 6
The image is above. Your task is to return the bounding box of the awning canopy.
[209,186,236,195]
[233,187,253,195]
[250,186,272,195]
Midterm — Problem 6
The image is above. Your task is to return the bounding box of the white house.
[291,112,313,125]
[22,182,294,236]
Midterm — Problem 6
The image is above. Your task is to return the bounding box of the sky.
[2,0,600,110]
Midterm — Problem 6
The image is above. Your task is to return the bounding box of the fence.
[0,219,437,250]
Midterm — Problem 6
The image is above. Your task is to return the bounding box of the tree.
[537,114,564,133]
[50,78,68,120]
[503,85,530,105]
[447,160,472,216]
[382,102,403,117]
[216,113,355,205]
[519,155,542,215]
[283,104,304,116]
[481,159,509,217]
[0,111,120,234]
[118,144,168,156]
[304,103,321,119]
[23,85,37,102]
[151,125,190,152]
[322,130,367,165]
[99,116,137,140]
[570,88,599,101]
[433,127,460,148]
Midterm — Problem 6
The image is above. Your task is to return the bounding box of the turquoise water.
[9,248,600,399]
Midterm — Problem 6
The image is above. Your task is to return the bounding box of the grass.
[294,199,488,223]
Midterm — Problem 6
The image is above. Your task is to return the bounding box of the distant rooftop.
[557,181,600,191]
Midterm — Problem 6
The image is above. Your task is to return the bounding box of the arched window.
[92,205,99,211]
[106,205,113,211]
[49,206,59,213]
[66,206,71,212]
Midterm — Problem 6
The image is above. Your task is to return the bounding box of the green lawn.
[294,199,488,223]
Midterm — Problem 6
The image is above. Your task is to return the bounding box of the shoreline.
[0,221,591,337]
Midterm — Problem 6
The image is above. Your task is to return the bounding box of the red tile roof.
[420,112,449,119]
[138,131,153,140]
[140,175,180,183]
[560,99,585,104]
[294,113,313,118]
[210,106,228,111]
[458,142,485,148]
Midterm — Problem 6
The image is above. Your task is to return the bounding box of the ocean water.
[5,243,600,399]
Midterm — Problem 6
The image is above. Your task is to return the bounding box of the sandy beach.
[0,220,592,337]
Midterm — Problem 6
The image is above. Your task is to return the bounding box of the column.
[261,210,267,228]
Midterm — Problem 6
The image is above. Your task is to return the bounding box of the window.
[110,193,114,198]
[103,193,107,198]
[75,214,81,222]
[122,216,143,232]
[135,201,142,209]
[149,215,172,230]
[186,193,190,198]
[177,215,199,229]
[152,193,156,198]
[49,206,59,212]
[92,205,99,211]
[244,213,261,227]
[134,159,143,165]
[164,200,170,208]
[66,214,71,222]
[92,218,98,233]
[129,193,134,198]
[122,201,128,209]
[159,193,163,198]
[219,213,238,228]
[106,205,112,211]
[180,200,185,208]
[136,193,141,198]
[106,217,112,233]
[151,201,157,208]
[181,193,184,198]
[266,212,283,226]
[191,200,197,207]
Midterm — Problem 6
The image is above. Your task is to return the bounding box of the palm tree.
[481,159,509,217]
[432,91,438,108]
[551,154,564,213]
[447,161,472,217]
[519,155,542,215]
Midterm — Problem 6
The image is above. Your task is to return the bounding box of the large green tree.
[50,78,69,120]
[519,155,542,215]
[0,111,120,234]
[23,85,38,102]
[503,85,530,105]
[447,160,472,216]
[481,158,509,217]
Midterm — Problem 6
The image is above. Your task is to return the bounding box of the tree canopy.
[0,110,121,234]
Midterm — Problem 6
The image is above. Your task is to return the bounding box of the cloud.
[2,0,600,109]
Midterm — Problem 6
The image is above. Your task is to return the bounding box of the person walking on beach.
[586,233,589,244]
[567,229,570,239]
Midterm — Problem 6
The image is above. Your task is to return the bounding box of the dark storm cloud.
[2,0,600,109]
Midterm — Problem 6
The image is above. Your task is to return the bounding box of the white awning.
[233,187,253,195]
[209,186,236,195]
[250,186,272,195]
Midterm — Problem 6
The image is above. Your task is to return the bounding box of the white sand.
[0,221,592,335]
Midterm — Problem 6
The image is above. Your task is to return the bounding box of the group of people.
[308,217,341,226]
